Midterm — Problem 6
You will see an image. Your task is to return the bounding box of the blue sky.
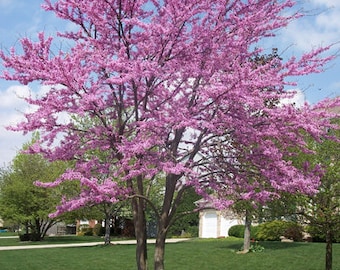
[0,0,340,167]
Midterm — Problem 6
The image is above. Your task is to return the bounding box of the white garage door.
[202,212,217,238]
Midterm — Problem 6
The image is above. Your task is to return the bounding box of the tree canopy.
[1,0,339,269]
[0,138,69,240]
[295,117,340,270]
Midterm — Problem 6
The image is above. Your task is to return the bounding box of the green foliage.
[78,225,94,236]
[228,225,245,238]
[93,223,103,236]
[249,241,265,253]
[0,135,72,239]
[186,226,198,238]
[257,193,300,223]
[306,226,340,243]
[256,220,303,241]
[251,225,260,239]
[283,223,303,241]
[291,118,340,241]
[77,228,94,236]
[173,226,198,238]
[228,224,259,239]
[168,188,200,237]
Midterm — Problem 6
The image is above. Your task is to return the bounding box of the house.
[196,199,244,238]
[46,222,76,235]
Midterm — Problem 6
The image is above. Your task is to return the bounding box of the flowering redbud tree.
[1,0,339,269]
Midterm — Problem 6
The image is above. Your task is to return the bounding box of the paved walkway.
[0,238,189,251]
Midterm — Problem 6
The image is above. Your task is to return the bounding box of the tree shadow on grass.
[261,241,307,250]
[42,236,103,244]
[221,241,307,252]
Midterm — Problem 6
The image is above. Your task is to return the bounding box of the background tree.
[293,117,340,270]
[168,187,201,237]
[1,1,339,269]
[0,139,69,240]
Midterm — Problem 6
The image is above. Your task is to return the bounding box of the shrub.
[78,225,94,236]
[93,223,103,236]
[284,223,303,241]
[228,225,244,238]
[251,225,259,239]
[228,225,259,239]
[19,233,41,241]
[186,226,198,237]
[256,220,303,241]
[19,233,31,241]
[84,228,94,236]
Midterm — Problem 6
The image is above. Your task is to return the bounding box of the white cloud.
[315,9,340,31]
[0,128,29,167]
[281,89,307,108]
[0,85,33,167]
[279,1,340,51]
[1,85,30,109]
[0,84,72,167]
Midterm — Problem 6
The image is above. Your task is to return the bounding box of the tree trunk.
[153,175,184,269]
[104,215,111,245]
[243,210,251,253]
[154,217,168,270]
[132,196,148,270]
[34,219,42,241]
[325,229,333,270]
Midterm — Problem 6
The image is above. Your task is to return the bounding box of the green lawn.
[0,232,17,237]
[0,237,339,270]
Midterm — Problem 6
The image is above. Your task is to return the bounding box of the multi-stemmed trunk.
[130,167,185,270]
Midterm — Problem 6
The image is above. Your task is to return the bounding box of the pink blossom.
[1,0,339,220]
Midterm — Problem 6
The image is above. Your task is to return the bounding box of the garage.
[201,211,218,238]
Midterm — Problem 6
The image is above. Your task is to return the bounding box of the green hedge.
[228,224,259,239]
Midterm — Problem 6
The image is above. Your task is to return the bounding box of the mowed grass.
[0,232,17,237]
[0,237,339,270]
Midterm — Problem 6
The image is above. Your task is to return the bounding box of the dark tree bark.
[154,222,167,270]
[104,214,111,245]
[325,228,333,270]
[133,197,148,270]
[130,175,148,270]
